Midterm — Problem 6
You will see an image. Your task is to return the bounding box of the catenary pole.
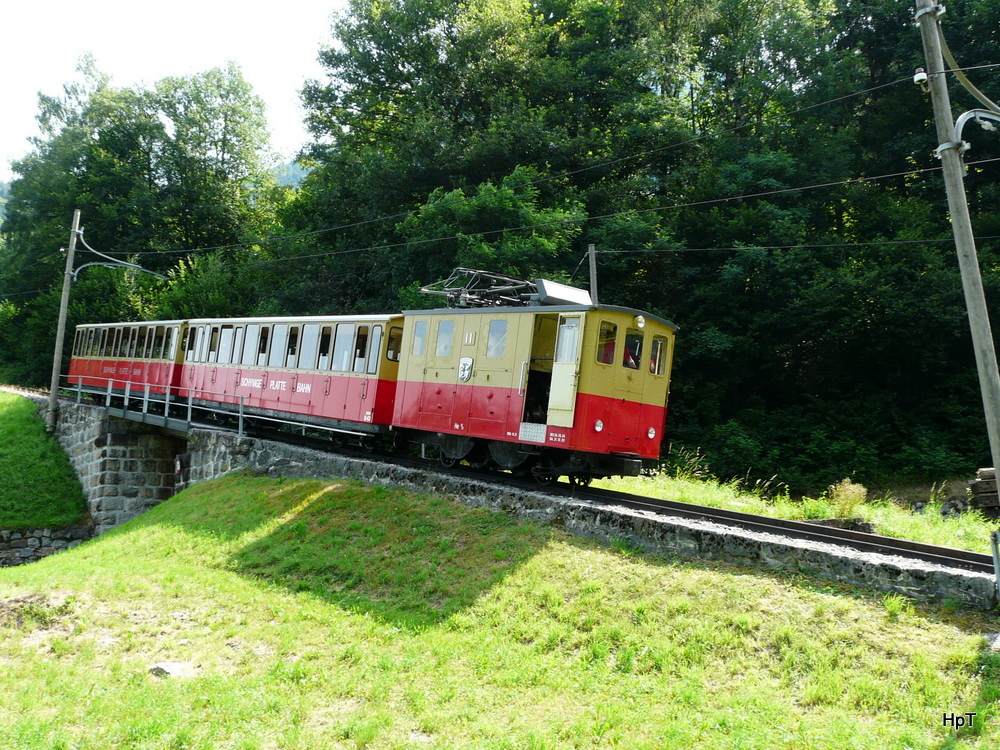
[915,0,1000,473]
[588,243,599,305]
[45,209,81,433]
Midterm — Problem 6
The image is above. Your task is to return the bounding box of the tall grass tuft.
[828,478,868,518]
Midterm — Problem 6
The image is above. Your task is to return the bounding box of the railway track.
[248,424,997,577]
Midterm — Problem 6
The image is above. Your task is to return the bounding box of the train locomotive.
[67,270,677,483]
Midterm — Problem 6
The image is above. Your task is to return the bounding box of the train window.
[241,324,259,365]
[623,328,643,370]
[257,326,270,366]
[97,329,108,357]
[133,328,143,358]
[194,326,209,362]
[232,327,244,366]
[268,325,288,368]
[106,329,117,357]
[300,324,320,370]
[386,326,403,362]
[285,326,299,368]
[152,327,165,359]
[124,328,137,358]
[72,330,81,356]
[166,327,177,360]
[367,326,383,374]
[486,320,507,358]
[333,323,355,371]
[317,327,333,369]
[186,327,198,361]
[218,326,235,365]
[435,320,454,358]
[597,321,617,365]
[555,317,581,363]
[353,326,369,372]
[143,327,155,358]
[411,320,427,357]
[649,336,668,376]
[207,326,222,363]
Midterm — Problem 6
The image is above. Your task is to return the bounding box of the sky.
[1,0,350,183]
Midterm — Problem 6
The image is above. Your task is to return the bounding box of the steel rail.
[251,427,995,576]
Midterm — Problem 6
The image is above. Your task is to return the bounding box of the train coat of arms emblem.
[458,357,474,382]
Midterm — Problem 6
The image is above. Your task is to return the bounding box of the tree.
[0,57,278,384]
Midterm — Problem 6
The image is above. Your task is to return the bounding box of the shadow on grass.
[160,473,552,630]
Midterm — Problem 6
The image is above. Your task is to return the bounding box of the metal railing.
[68,376,245,437]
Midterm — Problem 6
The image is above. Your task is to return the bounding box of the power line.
[234,156,1000,268]
[95,73,924,259]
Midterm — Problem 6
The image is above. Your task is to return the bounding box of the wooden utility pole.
[45,209,81,433]
[588,243,599,305]
[915,0,1000,473]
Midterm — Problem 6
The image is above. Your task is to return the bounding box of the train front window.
[411,320,427,358]
[486,320,507,358]
[649,336,668,376]
[435,320,454,358]
[623,329,642,370]
[597,321,617,365]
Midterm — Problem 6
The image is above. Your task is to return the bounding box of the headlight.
[594,419,604,432]
[648,427,656,439]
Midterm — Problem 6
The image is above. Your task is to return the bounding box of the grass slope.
[0,391,87,529]
[1,473,999,749]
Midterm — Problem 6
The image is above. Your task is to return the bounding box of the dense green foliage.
[0,392,87,529]
[2,1,1000,491]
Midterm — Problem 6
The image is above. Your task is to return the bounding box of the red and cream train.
[68,278,676,482]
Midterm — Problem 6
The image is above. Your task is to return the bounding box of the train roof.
[402,304,678,332]
[76,319,187,328]
[185,314,400,326]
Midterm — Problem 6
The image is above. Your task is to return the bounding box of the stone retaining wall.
[0,524,94,567]
[1,396,183,568]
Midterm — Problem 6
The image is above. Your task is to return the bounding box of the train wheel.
[568,473,592,488]
[359,435,377,453]
[440,454,457,469]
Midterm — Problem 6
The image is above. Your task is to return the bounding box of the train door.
[545,313,584,428]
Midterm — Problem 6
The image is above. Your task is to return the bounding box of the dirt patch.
[0,594,74,629]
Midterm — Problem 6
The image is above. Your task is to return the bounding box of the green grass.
[596,472,1000,554]
[2,473,999,749]
[0,391,87,529]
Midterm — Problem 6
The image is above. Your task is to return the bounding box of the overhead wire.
[93,72,927,259]
[228,156,1000,268]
